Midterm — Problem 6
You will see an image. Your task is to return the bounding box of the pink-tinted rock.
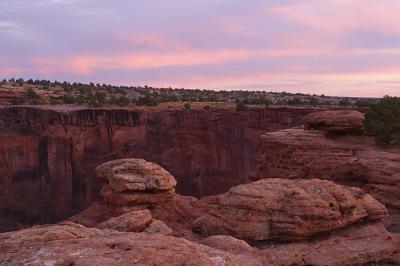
[144,219,173,236]
[262,223,399,266]
[95,209,152,232]
[193,178,387,241]
[96,158,177,193]
[0,105,315,231]
[304,110,364,135]
[252,128,400,231]
[0,223,272,266]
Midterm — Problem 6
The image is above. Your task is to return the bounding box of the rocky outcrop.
[251,128,400,231]
[262,222,400,266]
[0,105,314,231]
[96,159,177,205]
[95,209,152,232]
[2,157,399,265]
[304,110,364,135]
[192,178,387,240]
[0,222,274,266]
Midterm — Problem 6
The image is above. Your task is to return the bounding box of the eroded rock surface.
[0,105,314,231]
[95,209,152,232]
[304,109,364,135]
[193,178,387,241]
[0,222,273,266]
[252,128,400,231]
[97,158,177,205]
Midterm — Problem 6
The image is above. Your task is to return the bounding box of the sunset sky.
[1,0,400,96]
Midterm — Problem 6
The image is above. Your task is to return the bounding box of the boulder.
[144,219,173,236]
[95,210,152,232]
[0,223,273,266]
[96,158,177,205]
[304,110,364,135]
[193,178,387,240]
[96,158,177,193]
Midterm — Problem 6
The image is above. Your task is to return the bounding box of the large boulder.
[304,110,364,135]
[96,158,177,205]
[95,210,152,232]
[193,178,387,241]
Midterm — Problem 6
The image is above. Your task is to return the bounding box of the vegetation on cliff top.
[0,78,381,108]
[364,96,400,145]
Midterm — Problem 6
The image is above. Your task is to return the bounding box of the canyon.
[1,105,400,265]
[0,105,314,232]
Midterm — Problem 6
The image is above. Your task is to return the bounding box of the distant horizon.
[1,77,384,99]
[1,0,399,97]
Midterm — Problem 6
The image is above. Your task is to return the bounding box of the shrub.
[364,96,400,145]
[339,98,351,107]
[26,88,38,99]
[203,105,210,110]
[236,102,248,112]
[63,95,76,104]
[184,102,191,110]
[136,96,158,106]
[309,97,319,107]
[288,97,303,105]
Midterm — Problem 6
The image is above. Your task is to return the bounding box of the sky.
[1,0,400,97]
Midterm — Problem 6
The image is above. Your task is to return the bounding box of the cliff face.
[0,105,313,231]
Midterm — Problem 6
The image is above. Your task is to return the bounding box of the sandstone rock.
[262,222,399,266]
[193,178,387,240]
[304,110,364,135]
[96,158,177,193]
[252,128,400,231]
[95,210,152,232]
[100,185,176,205]
[144,219,173,236]
[0,223,271,266]
[0,106,314,231]
[96,158,178,206]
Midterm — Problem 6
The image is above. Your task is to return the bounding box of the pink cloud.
[266,0,400,34]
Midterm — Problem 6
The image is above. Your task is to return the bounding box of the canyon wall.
[0,105,314,231]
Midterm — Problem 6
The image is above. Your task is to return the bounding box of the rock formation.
[1,157,399,265]
[0,105,314,231]
[252,111,400,232]
[193,178,387,240]
[304,109,364,135]
[95,209,152,232]
[97,158,177,205]
[0,222,274,266]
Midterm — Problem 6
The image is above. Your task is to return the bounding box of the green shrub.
[339,98,351,107]
[184,102,191,110]
[26,88,38,99]
[63,95,76,104]
[136,96,158,106]
[236,102,248,111]
[364,96,400,145]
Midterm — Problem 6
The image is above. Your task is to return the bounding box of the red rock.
[0,222,272,266]
[144,219,173,236]
[252,128,400,231]
[304,110,364,135]
[262,223,399,266]
[0,105,315,231]
[96,158,177,193]
[95,209,152,232]
[193,178,387,241]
